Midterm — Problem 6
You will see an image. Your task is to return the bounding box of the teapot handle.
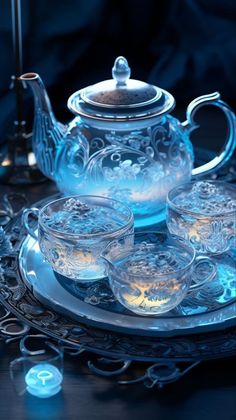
[182,92,236,177]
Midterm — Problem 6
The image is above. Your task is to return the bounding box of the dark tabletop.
[0,343,235,420]
[0,107,236,420]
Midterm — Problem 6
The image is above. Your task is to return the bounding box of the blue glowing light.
[25,363,63,398]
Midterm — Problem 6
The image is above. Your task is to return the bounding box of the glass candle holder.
[22,195,134,281]
[10,342,63,398]
[167,181,236,255]
[101,231,216,315]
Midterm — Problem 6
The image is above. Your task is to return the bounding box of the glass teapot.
[20,56,236,227]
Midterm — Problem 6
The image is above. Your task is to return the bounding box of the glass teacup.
[23,195,134,281]
[101,231,216,315]
[167,181,236,255]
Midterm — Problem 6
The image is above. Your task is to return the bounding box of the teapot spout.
[20,72,66,179]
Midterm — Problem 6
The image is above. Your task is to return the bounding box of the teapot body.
[20,57,236,228]
[55,115,194,227]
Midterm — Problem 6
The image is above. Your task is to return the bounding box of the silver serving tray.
[19,234,236,337]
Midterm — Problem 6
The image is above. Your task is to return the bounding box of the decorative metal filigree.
[0,203,236,386]
[0,151,236,388]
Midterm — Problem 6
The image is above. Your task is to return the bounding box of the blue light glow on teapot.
[20,57,236,227]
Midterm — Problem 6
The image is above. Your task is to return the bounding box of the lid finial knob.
[112,56,131,86]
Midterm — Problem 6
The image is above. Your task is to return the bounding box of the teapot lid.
[68,56,175,121]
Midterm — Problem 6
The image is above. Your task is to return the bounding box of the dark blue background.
[1,0,236,145]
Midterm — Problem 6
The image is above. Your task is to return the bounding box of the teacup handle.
[22,207,39,240]
[189,256,216,291]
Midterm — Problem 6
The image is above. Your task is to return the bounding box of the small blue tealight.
[25,363,63,398]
